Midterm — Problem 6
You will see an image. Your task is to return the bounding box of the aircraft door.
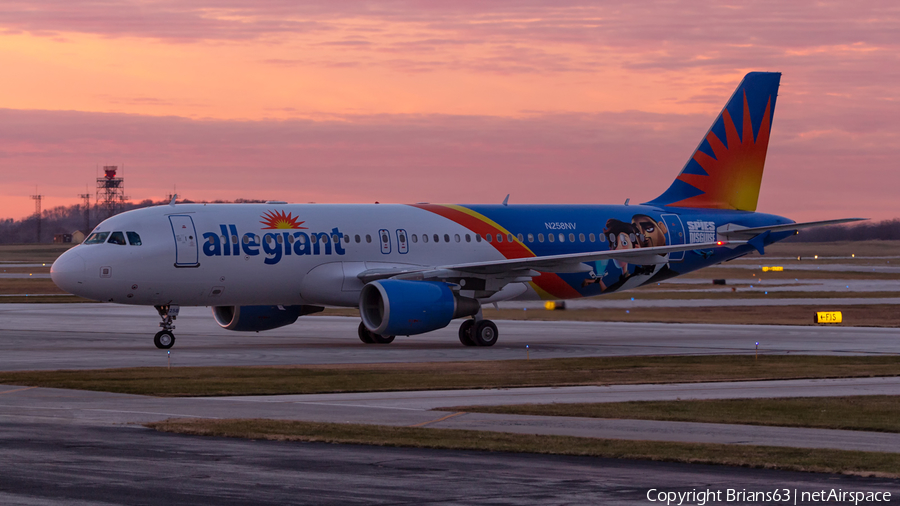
[169,215,200,267]
[396,229,408,254]
[379,229,391,254]
[660,214,686,262]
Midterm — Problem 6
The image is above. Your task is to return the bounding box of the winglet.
[168,194,177,206]
[747,231,770,255]
[502,194,509,206]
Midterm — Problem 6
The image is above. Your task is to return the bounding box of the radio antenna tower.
[96,165,127,221]
[30,191,43,243]
[78,190,92,233]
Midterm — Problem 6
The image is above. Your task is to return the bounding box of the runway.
[1,380,900,504]
[2,303,900,503]
[4,421,898,506]
[1,303,899,371]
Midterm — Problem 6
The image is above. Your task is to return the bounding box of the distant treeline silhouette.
[786,218,900,242]
[0,199,266,244]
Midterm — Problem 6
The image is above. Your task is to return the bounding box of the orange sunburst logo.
[672,91,772,212]
[260,210,307,229]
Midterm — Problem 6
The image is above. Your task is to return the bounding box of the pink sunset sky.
[0,1,897,222]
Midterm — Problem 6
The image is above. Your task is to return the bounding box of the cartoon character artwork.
[582,214,675,293]
[632,214,667,248]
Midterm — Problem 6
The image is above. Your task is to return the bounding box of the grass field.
[0,355,897,397]
[449,396,900,433]
[146,418,900,477]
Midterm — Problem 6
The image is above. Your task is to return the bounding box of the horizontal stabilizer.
[717,218,867,239]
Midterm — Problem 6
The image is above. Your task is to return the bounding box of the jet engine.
[213,305,323,332]
[359,280,480,336]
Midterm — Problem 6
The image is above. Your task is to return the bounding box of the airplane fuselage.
[51,202,794,308]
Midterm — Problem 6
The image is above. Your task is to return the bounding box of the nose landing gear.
[154,305,179,349]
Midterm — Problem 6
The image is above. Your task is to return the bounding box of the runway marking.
[0,387,35,395]
[410,411,466,428]
[289,401,424,411]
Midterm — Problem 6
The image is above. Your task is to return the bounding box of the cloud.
[0,105,895,222]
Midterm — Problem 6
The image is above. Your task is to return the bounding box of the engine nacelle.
[213,305,323,332]
[359,280,480,336]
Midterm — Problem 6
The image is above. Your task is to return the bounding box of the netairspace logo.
[645,487,892,505]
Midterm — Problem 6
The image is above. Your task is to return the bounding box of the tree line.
[0,199,266,244]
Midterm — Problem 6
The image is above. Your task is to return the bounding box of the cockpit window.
[83,232,109,244]
[126,231,142,246]
[107,231,127,245]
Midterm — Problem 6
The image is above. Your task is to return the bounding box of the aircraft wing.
[358,241,727,283]
[717,218,867,239]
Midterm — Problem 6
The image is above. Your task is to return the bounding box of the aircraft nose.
[51,249,86,294]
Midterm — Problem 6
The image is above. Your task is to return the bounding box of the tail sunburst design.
[645,72,781,212]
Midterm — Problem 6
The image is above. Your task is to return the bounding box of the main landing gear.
[459,318,498,347]
[358,322,395,344]
[154,305,179,349]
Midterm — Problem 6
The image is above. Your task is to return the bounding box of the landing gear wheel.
[358,322,374,344]
[471,320,498,347]
[357,322,394,344]
[154,330,175,349]
[458,319,476,346]
[372,334,395,344]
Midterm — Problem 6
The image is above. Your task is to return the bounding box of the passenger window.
[443,234,450,243]
[84,232,109,244]
[126,231,142,246]
[517,233,523,242]
[288,235,295,244]
[344,235,350,243]
[548,234,555,243]
[354,234,360,243]
[411,234,418,243]
[507,233,513,243]
[475,234,481,243]
[232,235,238,244]
[538,233,544,243]
[465,234,471,242]
[570,233,576,242]
[486,234,492,243]
[333,234,340,243]
[559,233,565,242]
[430,234,436,243]
[277,234,284,244]
[527,233,534,243]
[366,234,372,243]
[107,231,127,245]
[496,234,503,243]
[243,235,250,244]
[454,234,460,243]
[589,233,595,242]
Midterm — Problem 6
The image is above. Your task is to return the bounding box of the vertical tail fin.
[644,72,781,212]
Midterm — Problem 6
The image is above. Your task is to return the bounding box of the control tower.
[96,166,127,220]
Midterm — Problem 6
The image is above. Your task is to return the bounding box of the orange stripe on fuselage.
[408,204,583,299]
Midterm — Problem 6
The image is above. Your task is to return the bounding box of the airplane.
[51,72,863,349]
